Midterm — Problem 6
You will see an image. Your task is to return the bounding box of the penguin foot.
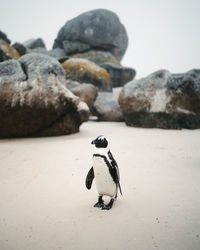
[101,199,114,210]
[94,196,104,208]
[94,201,104,208]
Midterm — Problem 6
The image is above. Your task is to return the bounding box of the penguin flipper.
[118,183,123,196]
[85,167,94,190]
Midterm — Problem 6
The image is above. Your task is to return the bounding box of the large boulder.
[92,88,124,121]
[0,54,89,138]
[119,69,200,129]
[62,58,111,91]
[100,62,136,87]
[65,80,98,110]
[0,39,20,62]
[53,9,128,61]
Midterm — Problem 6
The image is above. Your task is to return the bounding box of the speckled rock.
[53,9,128,61]
[0,60,26,84]
[0,54,89,138]
[18,53,65,82]
[62,58,111,91]
[119,69,200,129]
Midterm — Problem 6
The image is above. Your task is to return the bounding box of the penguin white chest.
[93,156,116,197]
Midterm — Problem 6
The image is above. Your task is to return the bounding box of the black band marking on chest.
[93,154,118,184]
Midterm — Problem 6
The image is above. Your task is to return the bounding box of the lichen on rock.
[62,58,111,91]
[0,39,20,62]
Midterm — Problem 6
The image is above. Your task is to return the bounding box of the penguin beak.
[91,140,95,145]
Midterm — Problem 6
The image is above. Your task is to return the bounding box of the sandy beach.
[0,121,200,250]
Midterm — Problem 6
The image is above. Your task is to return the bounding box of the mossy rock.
[0,39,20,61]
[62,58,112,91]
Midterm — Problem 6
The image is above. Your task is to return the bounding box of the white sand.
[0,121,200,250]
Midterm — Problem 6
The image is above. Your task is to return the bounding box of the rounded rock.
[53,9,128,61]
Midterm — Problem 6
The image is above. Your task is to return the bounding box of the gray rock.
[92,88,124,121]
[63,40,91,55]
[101,62,136,87]
[53,9,128,61]
[0,60,26,84]
[119,69,200,129]
[19,53,65,83]
[0,54,89,138]
[0,30,11,44]
[47,48,66,59]
[27,47,48,55]
[65,79,98,110]
[71,50,120,66]
[23,38,46,49]
[12,42,27,56]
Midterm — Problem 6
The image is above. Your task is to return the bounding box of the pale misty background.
[1,0,200,78]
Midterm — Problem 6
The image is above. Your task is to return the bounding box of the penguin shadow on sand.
[85,135,122,210]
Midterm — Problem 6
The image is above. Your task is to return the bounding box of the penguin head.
[91,135,108,148]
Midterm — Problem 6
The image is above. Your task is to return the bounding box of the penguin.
[85,135,122,210]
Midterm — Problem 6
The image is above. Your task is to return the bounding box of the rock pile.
[52,9,136,92]
[0,9,136,128]
[1,8,199,133]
